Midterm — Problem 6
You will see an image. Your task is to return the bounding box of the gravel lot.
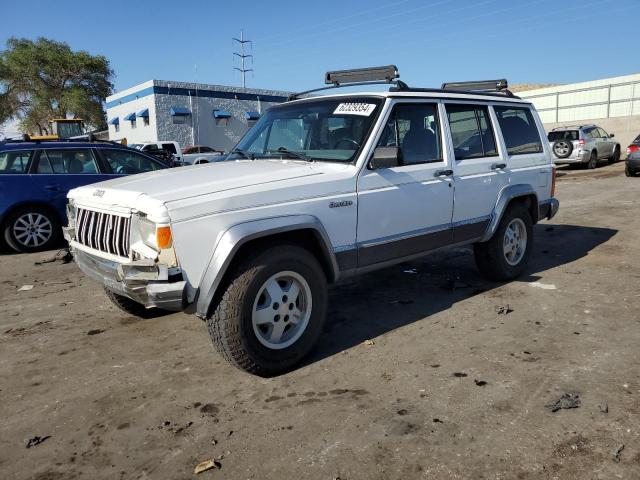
[1,162,639,480]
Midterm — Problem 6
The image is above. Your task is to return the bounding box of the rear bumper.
[554,151,590,164]
[538,198,559,221]
[626,157,640,171]
[73,248,186,311]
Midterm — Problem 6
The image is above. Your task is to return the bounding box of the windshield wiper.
[229,148,254,160]
[274,146,313,162]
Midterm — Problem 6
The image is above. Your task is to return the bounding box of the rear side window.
[0,150,32,173]
[162,143,177,154]
[548,130,578,142]
[494,106,543,155]
[101,149,162,174]
[36,149,99,174]
[446,105,497,160]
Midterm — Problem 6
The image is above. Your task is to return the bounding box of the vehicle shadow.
[303,224,617,368]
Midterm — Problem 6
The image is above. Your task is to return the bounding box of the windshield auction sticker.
[333,103,377,116]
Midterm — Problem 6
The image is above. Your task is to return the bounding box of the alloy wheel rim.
[554,141,569,156]
[13,213,53,247]
[252,271,312,350]
[503,218,527,266]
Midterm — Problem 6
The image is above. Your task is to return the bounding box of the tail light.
[627,145,639,155]
[578,139,585,146]
[550,166,556,197]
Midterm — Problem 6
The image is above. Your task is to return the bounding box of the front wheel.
[206,244,328,376]
[474,204,533,281]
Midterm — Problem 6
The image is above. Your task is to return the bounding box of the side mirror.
[369,146,400,169]
[609,133,615,138]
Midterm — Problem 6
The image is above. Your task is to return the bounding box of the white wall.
[106,95,157,144]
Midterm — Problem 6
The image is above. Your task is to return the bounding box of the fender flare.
[480,184,538,242]
[195,214,338,318]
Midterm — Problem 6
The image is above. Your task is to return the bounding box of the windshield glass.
[548,130,578,142]
[56,121,83,138]
[231,97,383,162]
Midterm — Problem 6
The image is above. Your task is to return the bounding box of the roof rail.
[288,65,408,100]
[438,79,516,97]
[0,133,129,148]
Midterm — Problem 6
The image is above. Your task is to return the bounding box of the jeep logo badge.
[93,189,105,197]
[329,200,353,208]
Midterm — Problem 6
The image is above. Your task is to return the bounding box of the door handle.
[491,163,507,170]
[434,169,453,177]
[44,184,60,191]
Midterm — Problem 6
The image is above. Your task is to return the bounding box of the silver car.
[548,125,620,169]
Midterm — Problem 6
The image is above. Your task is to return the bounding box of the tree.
[0,37,113,135]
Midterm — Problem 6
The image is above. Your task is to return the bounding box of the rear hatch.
[548,130,580,159]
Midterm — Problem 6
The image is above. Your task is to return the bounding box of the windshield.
[231,97,383,162]
[548,130,578,142]
[56,122,84,138]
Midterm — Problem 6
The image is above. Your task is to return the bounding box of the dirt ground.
[1,161,639,480]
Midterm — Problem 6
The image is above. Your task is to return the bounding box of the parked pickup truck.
[131,142,225,165]
[65,66,558,376]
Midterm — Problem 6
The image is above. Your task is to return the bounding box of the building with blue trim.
[105,80,290,151]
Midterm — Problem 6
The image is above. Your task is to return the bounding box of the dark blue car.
[0,140,169,253]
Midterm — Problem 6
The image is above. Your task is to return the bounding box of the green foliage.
[0,37,114,134]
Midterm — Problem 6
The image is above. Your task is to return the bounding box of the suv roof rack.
[0,133,128,148]
[287,67,519,101]
[288,65,408,100]
[551,124,594,131]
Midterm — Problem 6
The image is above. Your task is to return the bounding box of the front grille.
[75,207,131,258]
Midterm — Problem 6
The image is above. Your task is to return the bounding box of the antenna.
[233,30,253,89]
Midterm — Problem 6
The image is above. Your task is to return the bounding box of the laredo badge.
[329,200,353,208]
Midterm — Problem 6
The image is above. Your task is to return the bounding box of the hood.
[68,159,356,223]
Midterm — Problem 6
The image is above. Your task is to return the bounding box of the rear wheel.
[206,244,328,376]
[587,151,597,169]
[626,165,638,177]
[3,206,61,253]
[474,204,533,281]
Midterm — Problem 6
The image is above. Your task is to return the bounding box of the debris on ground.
[528,282,557,290]
[26,435,51,448]
[17,285,34,292]
[453,372,468,378]
[495,304,513,315]
[599,402,608,414]
[194,459,221,474]
[34,248,73,266]
[613,444,625,462]
[474,379,488,386]
[87,329,105,336]
[363,339,375,346]
[546,393,581,412]
[433,418,443,423]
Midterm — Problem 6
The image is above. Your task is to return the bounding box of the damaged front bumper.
[73,248,186,311]
[538,198,559,221]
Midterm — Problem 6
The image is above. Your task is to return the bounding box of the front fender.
[195,214,337,318]
[481,184,537,242]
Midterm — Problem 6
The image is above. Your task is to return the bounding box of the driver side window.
[377,103,442,165]
[101,149,161,174]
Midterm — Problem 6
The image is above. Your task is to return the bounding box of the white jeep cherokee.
[65,66,558,376]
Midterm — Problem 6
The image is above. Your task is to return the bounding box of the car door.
[29,147,105,216]
[356,101,454,267]
[597,127,613,157]
[443,103,508,243]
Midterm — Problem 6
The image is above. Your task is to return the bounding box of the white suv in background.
[548,125,620,169]
[65,66,559,376]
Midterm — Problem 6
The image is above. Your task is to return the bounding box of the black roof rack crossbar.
[288,65,409,100]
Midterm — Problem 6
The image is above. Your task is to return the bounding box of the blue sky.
[2,0,638,129]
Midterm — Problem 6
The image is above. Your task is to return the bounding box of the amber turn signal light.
[156,226,172,249]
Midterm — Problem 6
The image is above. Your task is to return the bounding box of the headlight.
[131,215,174,257]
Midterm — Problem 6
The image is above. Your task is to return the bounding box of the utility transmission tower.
[233,30,253,89]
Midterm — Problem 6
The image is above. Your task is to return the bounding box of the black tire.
[626,165,638,177]
[3,206,61,253]
[552,140,573,159]
[474,204,533,281]
[206,244,328,376]
[608,146,620,164]
[587,151,597,169]
[103,287,169,319]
